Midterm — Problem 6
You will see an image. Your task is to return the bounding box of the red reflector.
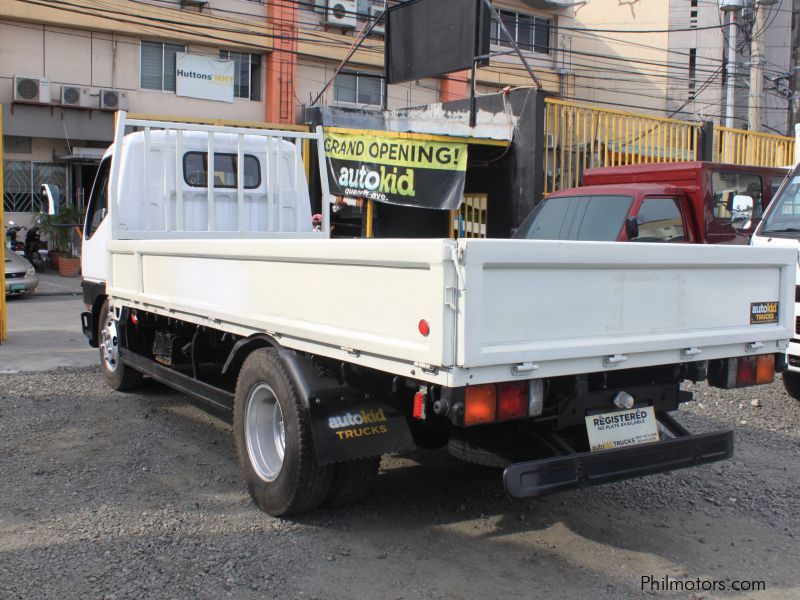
[130,311,139,325]
[464,385,496,426]
[418,319,430,337]
[756,354,775,385]
[498,381,528,420]
[413,391,427,420]
[736,356,756,387]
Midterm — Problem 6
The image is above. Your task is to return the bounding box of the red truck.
[515,162,788,244]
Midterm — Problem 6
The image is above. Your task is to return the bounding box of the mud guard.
[278,348,414,465]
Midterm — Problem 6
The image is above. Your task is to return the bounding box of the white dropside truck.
[80,114,795,516]
[752,162,800,400]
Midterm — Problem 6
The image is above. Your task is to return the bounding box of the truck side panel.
[457,239,794,369]
[108,238,457,370]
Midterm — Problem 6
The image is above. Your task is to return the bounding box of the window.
[3,161,66,213]
[219,51,262,100]
[141,41,186,91]
[3,136,31,154]
[334,73,384,106]
[491,11,551,54]
[762,174,800,234]
[711,172,763,221]
[85,158,110,239]
[183,152,261,189]
[633,198,685,242]
[514,195,634,241]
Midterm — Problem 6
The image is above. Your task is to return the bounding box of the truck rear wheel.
[99,300,142,391]
[233,348,334,516]
[324,456,381,508]
[782,371,800,401]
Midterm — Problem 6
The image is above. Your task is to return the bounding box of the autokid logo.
[328,408,389,440]
[176,69,234,86]
[337,165,415,198]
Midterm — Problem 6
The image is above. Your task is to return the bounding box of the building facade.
[572,0,793,135]
[0,0,573,222]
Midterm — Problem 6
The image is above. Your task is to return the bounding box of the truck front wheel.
[233,348,334,516]
[782,371,800,401]
[99,300,142,391]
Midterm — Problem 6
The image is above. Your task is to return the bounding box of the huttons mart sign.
[323,129,468,210]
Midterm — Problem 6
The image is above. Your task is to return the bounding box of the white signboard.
[585,406,660,452]
[176,53,235,103]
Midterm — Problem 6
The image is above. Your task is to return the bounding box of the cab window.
[711,172,763,222]
[183,152,260,189]
[632,197,684,242]
[84,157,110,239]
[513,195,633,241]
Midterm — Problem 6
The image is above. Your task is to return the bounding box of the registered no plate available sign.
[585,406,660,452]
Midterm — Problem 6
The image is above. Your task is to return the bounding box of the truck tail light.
[756,354,775,385]
[498,382,528,420]
[736,356,756,386]
[464,385,496,426]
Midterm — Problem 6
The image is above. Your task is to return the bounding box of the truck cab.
[751,163,800,400]
[517,162,788,245]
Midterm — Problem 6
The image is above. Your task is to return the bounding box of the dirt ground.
[0,368,798,599]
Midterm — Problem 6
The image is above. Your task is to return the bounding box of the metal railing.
[0,105,6,343]
[543,98,795,194]
[713,126,795,167]
[110,112,332,240]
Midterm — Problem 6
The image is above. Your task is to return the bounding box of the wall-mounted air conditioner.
[13,76,51,104]
[368,4,385,36]
[545,133,556,149]
[61,86,92,108]
[100,89,129,110]
[327,0,357,29]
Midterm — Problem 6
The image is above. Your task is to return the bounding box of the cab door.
[624,195,693,243]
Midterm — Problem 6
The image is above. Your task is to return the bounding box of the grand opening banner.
[323,129,468,210]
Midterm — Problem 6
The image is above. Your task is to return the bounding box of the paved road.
[0,368,798,599]
[0,294,96,372]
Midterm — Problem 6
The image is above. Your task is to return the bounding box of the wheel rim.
[100,310,120,372]
[245,383,286,482]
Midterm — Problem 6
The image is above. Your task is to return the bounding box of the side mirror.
[41,184,60,215]
[625,216,639,240]
[731,194,754,226]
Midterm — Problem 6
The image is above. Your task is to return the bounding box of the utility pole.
[725,9,739,129]
[747,0,768,132]
[791,0,800,131]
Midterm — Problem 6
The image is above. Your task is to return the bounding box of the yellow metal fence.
[543,98,795,194]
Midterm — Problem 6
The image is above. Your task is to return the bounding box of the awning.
[57,147,106,162]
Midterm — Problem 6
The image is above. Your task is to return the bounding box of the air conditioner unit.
[13,76,51,104]
[327,0,357,29]
[545,133,556,149]
[100,89,129,110]
[368,4,385,36]
[61,86,92,108]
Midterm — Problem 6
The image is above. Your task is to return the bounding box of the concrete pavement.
[35,270,83,296]
[0,294,97,372]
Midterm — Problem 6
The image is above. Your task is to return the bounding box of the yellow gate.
[451,194,488,238]
[544,98,795,195]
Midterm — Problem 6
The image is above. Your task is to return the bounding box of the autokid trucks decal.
[323,128,468,210]
[309,392,414,465]
[750,301,779,324]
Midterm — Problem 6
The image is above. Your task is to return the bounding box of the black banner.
[324,129,468,210]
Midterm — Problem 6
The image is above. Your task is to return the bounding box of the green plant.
[38,204,83,254]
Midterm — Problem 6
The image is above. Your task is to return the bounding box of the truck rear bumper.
[503,423,733,499]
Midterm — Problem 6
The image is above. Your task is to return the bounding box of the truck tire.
[233,348,334,516]
[782,371,800,401]
[324,456,381,508]
[99,300,143,391]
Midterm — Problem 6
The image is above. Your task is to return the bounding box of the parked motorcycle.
[24,225,49,273]
[5,221,25,254]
